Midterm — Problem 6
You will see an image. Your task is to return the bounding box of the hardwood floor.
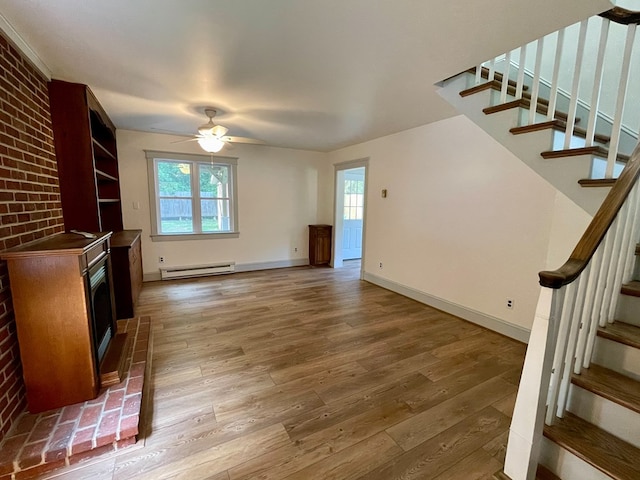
[44,261,526,479]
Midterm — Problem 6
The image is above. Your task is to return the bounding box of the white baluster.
[600,205,628,322]
[475,64,482,85]
[546,282,578,425]
[488,58,496,82]
[585,18,610,147]
[595,221,618,327]
[557,274,587,418]
[515,45,527,100]
[547,29,565,122]
[606,23,637,178]
[607,187,640,320]
[574,256,601,374]
[500,51,512,104]
[583,246,606,369]
[564,20,589,150]
[528,38,545,126]
[624,182,640,281]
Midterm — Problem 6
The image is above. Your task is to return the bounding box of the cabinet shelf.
[95,169,118,182]
[98,198,121,204]
[92,138,116,161]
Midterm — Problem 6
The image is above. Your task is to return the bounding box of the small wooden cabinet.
[111,230,143,319]
[1,233,116,413]
[309,224,332,266]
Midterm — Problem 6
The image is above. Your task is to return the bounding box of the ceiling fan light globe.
[197,137,225,153]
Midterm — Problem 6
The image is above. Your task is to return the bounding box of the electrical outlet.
[159,256,165,264]
[506,298,514,309]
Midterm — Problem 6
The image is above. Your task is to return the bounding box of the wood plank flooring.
[43,261,526,479]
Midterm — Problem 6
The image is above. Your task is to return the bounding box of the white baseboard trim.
[234,258,309,272]
[143,258,309,282]
[363,272,531,343]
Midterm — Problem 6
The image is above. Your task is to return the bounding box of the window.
[344,178,364,220]
[146,151,238,240]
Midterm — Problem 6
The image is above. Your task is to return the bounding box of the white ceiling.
[0,0,612,152]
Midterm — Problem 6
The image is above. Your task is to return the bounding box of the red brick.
[68,442,114,466]
[59,403,83,424]
[70,426,95,455]
[118,415,139,440]
[95,410,119,446]
[77,405,102,430]
[115,435,137,450]
[44,422,74,462]
[122,394,141,418]
[104,389,125,412]
[17,439,47,469]
[14,459,65,480]
[125,376,144,397]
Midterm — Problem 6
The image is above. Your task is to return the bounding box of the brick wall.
[0,32,64,440]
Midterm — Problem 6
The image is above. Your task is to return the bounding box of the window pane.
[201,199,231,232]
[157,161,192,197]
[200,164,230,199]
[159,198,193,233]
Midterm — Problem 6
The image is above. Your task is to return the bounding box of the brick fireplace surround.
[0,317,151,479]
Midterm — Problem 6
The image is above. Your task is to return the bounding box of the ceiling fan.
[173,108,265,153]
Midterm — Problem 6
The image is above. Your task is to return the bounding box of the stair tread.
[621,280,640,297]
[541,146,630,162]
[578,178,616,188]
[510,120,610,144]
[572,363,640,414]
[543,412,640,480]
[598,321,640,350]
[483,99,574,122]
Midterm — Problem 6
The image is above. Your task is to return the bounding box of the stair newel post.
[606,22,637,178]
[563,20,589,150]
[515,45,528,99]
[500,50,512,104]
[574,254,603,375]
[545,281,578,425]
[556,271,589,418]
[547,29,565,122]
[504,287,565,480]
[585,17,610,148]
[528,38,545,126]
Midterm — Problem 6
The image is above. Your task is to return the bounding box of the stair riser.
[614,294,640,327]
[567,383,640,448]
[592,336,640,381]
[540,437,611,480]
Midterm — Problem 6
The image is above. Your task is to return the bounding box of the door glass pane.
[159,198,193,232]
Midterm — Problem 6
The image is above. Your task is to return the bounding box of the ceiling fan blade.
[170,137,199,144]
[222,136,266,145]
[211,125,229,137]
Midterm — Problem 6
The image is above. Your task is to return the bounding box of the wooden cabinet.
[0,233,116,413]
[309,224,332,266]
[111,230,143,320]
[48,80,142,318]
[49,79,123,232]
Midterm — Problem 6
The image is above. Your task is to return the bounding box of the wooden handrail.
[600,6,640,25]
[539,142,640,288]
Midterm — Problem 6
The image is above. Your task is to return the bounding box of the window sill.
[150,232,240,242]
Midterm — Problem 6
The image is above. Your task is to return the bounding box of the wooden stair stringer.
[437,72,608,215]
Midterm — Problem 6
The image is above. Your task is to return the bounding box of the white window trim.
[145,150,239,241]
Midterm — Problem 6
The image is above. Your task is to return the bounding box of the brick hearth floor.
[0,316,151,480]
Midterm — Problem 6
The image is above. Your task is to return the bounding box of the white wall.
[326,115,589,332]
[116,129,328,279]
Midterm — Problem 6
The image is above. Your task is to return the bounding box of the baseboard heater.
[160,262,235,280]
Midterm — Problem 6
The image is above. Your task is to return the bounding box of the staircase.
[438,6,640,480]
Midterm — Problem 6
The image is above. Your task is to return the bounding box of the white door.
[342,169,364,260]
